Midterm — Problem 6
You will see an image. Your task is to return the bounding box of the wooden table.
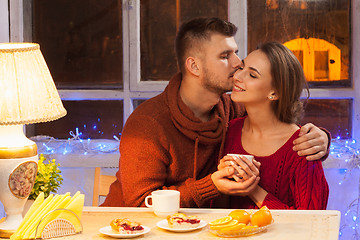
[1,207,341,239]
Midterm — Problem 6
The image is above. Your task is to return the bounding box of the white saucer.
[99,225,150,238]
[156,219,207,232]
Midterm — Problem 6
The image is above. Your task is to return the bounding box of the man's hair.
[258,42,309,124]
[175,17,237,73]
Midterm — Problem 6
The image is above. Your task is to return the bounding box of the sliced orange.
[260,206,269,210]
[209,216,233,226]
[242,225,258,229]
[210,219,239,230]
[217,222,246,233]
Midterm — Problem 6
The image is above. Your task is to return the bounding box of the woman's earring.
[268,96,274,100]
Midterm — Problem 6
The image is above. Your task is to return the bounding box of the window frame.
[4,0,359,139]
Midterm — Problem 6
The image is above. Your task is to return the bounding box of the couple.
[102,17,329,209]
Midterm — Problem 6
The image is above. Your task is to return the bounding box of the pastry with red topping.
[110,218,144,234]
[166,213,201,228]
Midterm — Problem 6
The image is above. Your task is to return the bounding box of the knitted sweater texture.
[224,117,329,210]
[102,73,245,207]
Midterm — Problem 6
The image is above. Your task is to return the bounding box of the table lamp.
[0,43,66,238]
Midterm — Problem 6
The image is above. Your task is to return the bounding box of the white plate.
[156,219,207,232]
[99,225,150,238]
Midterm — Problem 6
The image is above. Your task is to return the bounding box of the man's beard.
[202,67,232,95]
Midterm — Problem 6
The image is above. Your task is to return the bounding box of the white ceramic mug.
[145,190,180,217]
[226,154,255,181]
[227,153,254,161]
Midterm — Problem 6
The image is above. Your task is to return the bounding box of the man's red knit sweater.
[223,117,329,210]
[102,73,245,208]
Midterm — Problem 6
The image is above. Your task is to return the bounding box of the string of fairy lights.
[31,127,120,155]
[31,129,360,239]
[330,137,360,239]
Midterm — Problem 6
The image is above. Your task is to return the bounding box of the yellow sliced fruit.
[242,225,259,229]
[218,223,246,233]
[210,219,239,230]
[260,205,270,211]
[209,216,233,226]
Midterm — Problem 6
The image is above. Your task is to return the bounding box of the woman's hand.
[211,167,260,196]
[218,155,261,182]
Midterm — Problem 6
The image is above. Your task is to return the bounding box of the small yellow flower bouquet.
[28,154,63,200]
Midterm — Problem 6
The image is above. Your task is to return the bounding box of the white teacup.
[226,154,255,181]
[145,190,180,217]
[227,153,254,161]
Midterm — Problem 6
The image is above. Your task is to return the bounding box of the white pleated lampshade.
[0,43,66,125]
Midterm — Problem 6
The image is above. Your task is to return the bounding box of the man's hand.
[293,123,329,161]
[211,167,260,196]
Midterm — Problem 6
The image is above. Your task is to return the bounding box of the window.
[139,1,227,82]
[245,0,358,139]
[248,0,350,86]
[32,0,123,89]
[4,0,359,140]
[129,0,228,91]
[9,0,230,139]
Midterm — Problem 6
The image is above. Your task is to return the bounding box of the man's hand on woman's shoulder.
[293,123,329,161]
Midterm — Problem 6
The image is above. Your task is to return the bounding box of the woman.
[219,42,329,209]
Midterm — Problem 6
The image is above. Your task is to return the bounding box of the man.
[102,17,329,208]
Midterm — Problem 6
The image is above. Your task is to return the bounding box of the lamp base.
[0,218,14,238]
[0,228,15,238]
[0,155,38,237]
[0,209,23,238]
[0,214,21,238]
[0,125,38,237]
